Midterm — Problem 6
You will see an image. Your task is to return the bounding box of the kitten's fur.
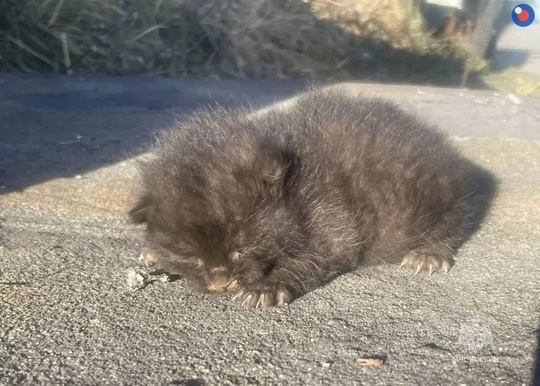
[129,86,491,308]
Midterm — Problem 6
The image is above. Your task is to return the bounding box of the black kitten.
[129,86,486,308]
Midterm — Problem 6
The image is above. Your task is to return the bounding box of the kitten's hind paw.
[399,251,452,275]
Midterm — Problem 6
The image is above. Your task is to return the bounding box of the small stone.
[126,267,171,291]
[157,274,170,283]
[126,267,145,291]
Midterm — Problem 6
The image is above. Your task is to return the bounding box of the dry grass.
[0,0,474,83]
[483,68,540,96]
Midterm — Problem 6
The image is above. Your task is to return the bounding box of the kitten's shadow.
[149,270,183,283]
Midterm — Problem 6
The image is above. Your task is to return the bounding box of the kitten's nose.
[139,249,157,267]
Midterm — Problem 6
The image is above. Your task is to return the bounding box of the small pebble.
[126,267,170,291]
[126,267,145,291]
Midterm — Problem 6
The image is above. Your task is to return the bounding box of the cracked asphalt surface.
[0,75,539,385]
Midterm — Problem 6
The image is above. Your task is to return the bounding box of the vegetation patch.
[0,0,481,85]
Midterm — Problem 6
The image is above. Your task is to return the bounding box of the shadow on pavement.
[491,49,531,72]
[170,379,206,386]
[0,75,304,195]
[533,322,540,386]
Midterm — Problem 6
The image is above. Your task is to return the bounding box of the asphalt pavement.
[0,74,539,385]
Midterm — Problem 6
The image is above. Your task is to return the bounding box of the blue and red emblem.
[512,3,535,27]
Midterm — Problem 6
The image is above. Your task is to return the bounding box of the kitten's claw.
[400,251,453,275]
[276,290,290,306]
[240,293,254,307]
[232,291,244,302]
[233,289,291,308]
[255,293,267,309]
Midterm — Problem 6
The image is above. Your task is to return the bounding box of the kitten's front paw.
[400,251,452,275]
[232,288,292,308]
[207,278,239,293]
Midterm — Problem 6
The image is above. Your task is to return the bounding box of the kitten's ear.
[129,194,151,224]
[256,143,300,190]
